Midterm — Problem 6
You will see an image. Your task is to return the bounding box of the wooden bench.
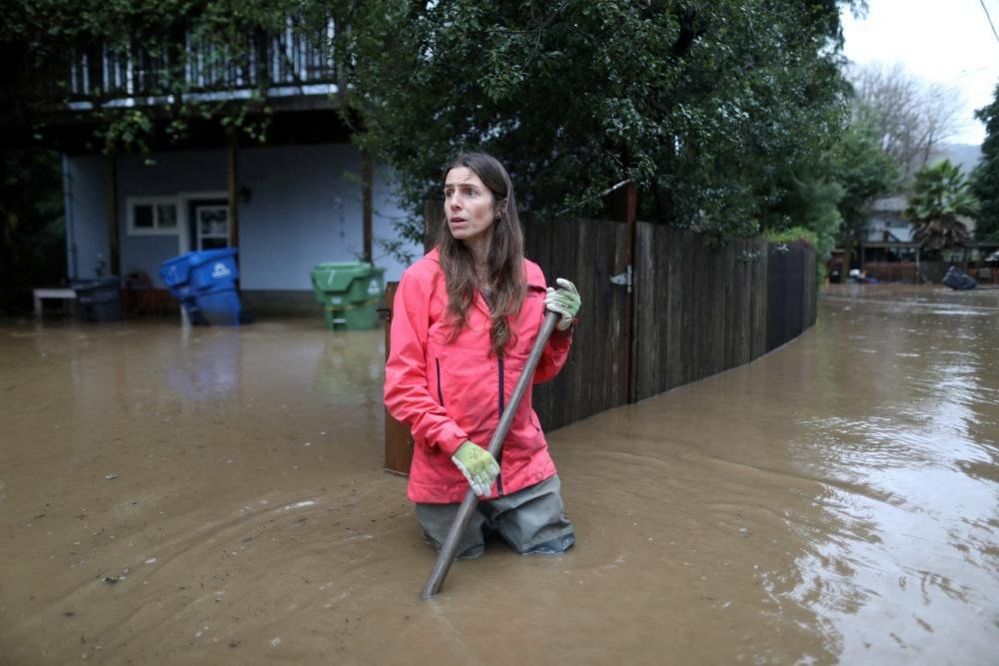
[33,287,77,318]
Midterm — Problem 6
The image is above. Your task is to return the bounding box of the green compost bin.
[310,261,386,330]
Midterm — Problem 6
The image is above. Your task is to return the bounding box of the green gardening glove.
[451,441,500,497]
[544,278,581,331]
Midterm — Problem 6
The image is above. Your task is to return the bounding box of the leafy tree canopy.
[971,84,999,242]
[348,0,861,245]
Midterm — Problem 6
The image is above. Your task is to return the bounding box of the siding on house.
[864,196,913,243]
[63,154,111,279]
[64,143,418,288]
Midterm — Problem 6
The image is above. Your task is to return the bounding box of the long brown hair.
[438,152,526,355]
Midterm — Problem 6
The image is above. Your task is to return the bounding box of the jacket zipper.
[435,358,444,406]
[496,351,505,496]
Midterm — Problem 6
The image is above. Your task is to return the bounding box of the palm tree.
[903,160,978,256]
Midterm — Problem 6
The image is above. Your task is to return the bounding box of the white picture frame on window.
[127,196,180,235]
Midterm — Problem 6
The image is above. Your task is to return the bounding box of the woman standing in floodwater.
[384,152,581,558]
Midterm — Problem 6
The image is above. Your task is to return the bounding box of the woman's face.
[444,167,497,247]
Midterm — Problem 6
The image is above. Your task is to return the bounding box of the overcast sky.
[840,0,999,145]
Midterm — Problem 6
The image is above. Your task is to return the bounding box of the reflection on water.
[0,285,995,664]
[166,328,242,402]
[786,285,998,661]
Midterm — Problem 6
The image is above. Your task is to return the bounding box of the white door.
[194,205,230,250]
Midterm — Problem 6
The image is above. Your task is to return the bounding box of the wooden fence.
[525,220,817,431]
[384,203,818,472]
[862,262,917,283]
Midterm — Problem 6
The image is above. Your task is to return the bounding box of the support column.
[105,152,120,276]
[611,181,637,403]
[226,128,240,249]
[362,152,373,263]
[624,182,637,405]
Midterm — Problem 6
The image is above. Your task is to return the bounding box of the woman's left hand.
[544,278,580,331]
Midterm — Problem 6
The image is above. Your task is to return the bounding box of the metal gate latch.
[610,265,633,293]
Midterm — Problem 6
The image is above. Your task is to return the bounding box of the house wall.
[238,143,411,290]
[64,155,111,280]
[118,149,228,283]
[63,143,418,291]
[864,211,913,243]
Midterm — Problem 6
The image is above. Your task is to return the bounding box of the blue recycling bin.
[160,248,243,326]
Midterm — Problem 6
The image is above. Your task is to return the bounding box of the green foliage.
[971,84,999,242]
[760,168,843,259]
[763,226,820,248]
[764,224,826,285]
[347,0,860,245]
[829,118,899,235]
[748,112,896,263]
[0,148,65,315]
[904,160,977,255]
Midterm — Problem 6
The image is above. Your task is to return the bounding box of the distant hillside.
[935,143,984,175]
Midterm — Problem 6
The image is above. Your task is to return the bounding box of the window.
[127,197,180,235]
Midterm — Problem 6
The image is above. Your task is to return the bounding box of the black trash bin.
[73,278,122,322]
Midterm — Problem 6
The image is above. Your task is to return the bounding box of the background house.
[858,196,918,264]
[49,22,420,315]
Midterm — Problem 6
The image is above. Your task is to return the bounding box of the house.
[847,193,988,283]
[858,196,918,264]
[41,21,420,316]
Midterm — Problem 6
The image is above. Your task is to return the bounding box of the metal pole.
[421,310,561,599]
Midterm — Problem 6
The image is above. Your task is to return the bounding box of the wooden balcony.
[54,18,338,111]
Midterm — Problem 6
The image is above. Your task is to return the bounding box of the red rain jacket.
[384,249,573,504]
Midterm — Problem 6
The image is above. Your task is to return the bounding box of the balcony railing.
[60,17,338,109]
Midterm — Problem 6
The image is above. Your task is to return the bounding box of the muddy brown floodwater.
[1,284,996,664]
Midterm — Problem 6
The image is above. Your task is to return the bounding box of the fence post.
[606,181,638,401]
[614,183,638,403]
[383,281,414,476]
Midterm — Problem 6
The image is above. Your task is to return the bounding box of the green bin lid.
[311,262,374,292]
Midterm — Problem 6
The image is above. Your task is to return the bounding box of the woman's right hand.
[545,278,580,331]
[451,441,500,497]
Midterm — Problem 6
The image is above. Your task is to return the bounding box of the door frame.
[176,190,229,255]
[192,203,231,250]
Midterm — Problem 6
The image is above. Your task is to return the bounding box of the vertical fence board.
[525,215,555,429]
[634,222,655,400]
[383,282,414,476]
[664,227,683,392]
[612,220,632,408]
[751,238,768,360]
[586,219,607,416]
[556,218,582,428]
[573,219,595,423]
[656,224,672,394]
[711,242,729,376]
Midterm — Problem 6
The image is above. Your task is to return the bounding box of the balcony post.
[362,151,373,263]
[226,127,240,250]
[105,152,120,276]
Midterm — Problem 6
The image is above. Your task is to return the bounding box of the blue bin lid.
[161,248,238,287]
